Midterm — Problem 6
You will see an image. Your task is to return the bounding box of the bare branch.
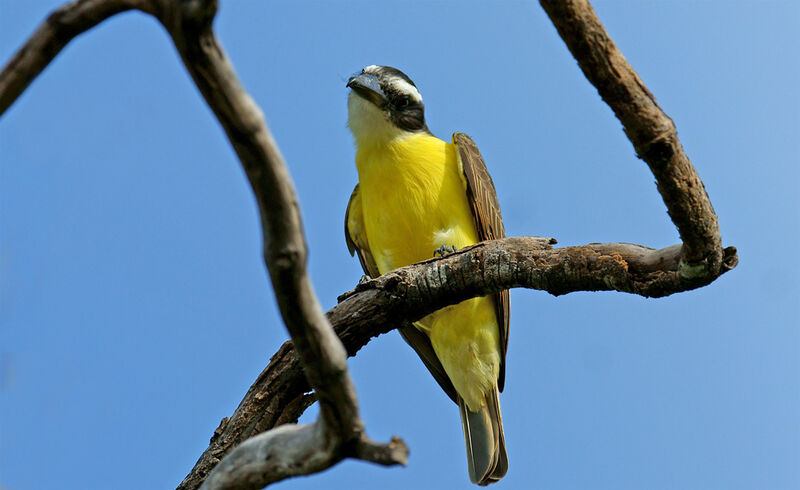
[198,421,407,490]
[179,235,739,489]
[149,2,406,488]
[539,0,730,277]
[0,0,154,116]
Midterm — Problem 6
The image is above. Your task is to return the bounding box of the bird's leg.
[433,244,458,258]
[357,274,372,285]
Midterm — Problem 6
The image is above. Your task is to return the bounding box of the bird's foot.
[433,244,458,258]
[357,274,372,286]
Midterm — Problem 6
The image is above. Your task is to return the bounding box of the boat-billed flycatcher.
[344,65,509,485]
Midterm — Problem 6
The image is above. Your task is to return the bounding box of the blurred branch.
[198,422,407,490]
[2,1,407,489]
[155,2,407,489]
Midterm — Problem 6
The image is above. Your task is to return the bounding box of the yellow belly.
[356,133,500,410]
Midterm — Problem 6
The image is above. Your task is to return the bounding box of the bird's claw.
[357,274,372,286]
[433,244,458,258]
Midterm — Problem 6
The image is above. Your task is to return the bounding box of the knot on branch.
[674,245,738,294]
[722,246,739,271]
[636,127,677,167]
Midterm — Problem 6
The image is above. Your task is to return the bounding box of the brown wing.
[345,184,459,403]
[453,132,510,392]
[345,184,379,278]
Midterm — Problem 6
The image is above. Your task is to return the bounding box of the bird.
[343,65,509,485]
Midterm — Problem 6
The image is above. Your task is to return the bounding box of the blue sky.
[1,1,798,489]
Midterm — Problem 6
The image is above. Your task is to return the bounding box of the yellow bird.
[344,65,509,485]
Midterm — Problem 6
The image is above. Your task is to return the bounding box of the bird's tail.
[459,385,508,485]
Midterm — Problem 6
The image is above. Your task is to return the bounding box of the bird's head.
[346,65,428,144]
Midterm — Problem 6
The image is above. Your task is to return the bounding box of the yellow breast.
[355,133,478,273]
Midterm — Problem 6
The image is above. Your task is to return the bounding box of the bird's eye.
[396,97,410,109]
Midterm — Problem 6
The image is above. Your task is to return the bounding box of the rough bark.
[540,0,727,279]
[177,236,738,489]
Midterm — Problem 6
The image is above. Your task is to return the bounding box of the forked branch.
[539,0,731,278]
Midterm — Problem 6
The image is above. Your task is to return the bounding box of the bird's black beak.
[347,73,387,107]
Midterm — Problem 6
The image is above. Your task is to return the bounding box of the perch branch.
[179,236,737,490]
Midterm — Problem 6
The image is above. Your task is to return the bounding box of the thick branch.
[179,236,738,489]
[539,0,727,276]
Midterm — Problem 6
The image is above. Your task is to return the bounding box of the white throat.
[347,92,415,146]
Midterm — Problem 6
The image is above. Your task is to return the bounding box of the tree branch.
[0,0,153,116]
[539,0,729,278]
[178,235,738,490]
[149,2,407,489]
[198,421,406,490]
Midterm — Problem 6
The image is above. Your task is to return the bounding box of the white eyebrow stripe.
[389,78,423,103]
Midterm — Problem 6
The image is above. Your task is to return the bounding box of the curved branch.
[152,2,407,489]
[1,0,407,488]
[539,0,727,276]
[0,0,153,116]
